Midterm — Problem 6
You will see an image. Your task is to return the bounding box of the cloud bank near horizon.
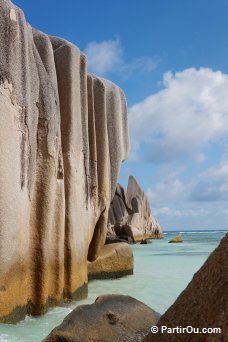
[127,67,228,229]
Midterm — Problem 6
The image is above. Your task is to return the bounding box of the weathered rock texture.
[0,1,129,322]
[44,294,159,342]
[143,234,228,341]
[108,176,163,242]
[88,242,133,280]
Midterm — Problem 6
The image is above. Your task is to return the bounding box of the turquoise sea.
[0,230,226,342]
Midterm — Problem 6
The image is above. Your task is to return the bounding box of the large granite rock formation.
[88,242,133,280]
[0,0,129,322]
[44,294,159,342]
[108,176,163,242]
[143,233,228,341]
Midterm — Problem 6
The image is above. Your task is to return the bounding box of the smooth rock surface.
[44,295,159,342]
[143,234,228,341]
[0,0,129,322]
[88,242,133,280]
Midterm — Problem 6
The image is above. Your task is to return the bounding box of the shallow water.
[0,230,226,342]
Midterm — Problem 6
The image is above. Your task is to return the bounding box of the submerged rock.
[44,295,159,342]
[168,234,183,243]
[0,0,129,322]
[143,233,228,341]
[108,176,163,242]
[88,242,133,280]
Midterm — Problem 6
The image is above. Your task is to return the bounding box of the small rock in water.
[168,234,183,243]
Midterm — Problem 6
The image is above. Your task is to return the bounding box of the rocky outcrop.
[169,234,183,243]
[88,242,133,280]
[143,234,228,341]
[0,1,129,322]
[44,294,159,342]
[44,235,227,342]
[108,176,163,242]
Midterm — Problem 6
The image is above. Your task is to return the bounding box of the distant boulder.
[169,234,183,243]
[108,176,163,242]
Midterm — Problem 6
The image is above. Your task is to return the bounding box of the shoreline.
[0,230,225,341]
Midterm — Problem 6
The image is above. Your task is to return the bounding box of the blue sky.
[14,0,228,230]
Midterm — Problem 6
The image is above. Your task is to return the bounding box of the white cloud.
[204,163,228,180]
[190,163,228,201]
[147,178,185,205]
[146,165,186,206]
[84,39,123,75]
[146,161,228,205]
[129,67,228,162]
[189,182,222,202]
[84,38,159,76]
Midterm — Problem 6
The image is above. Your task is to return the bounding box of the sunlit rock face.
[0,0,129,322]
[108,176,163,242]
[88,242,134,280]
